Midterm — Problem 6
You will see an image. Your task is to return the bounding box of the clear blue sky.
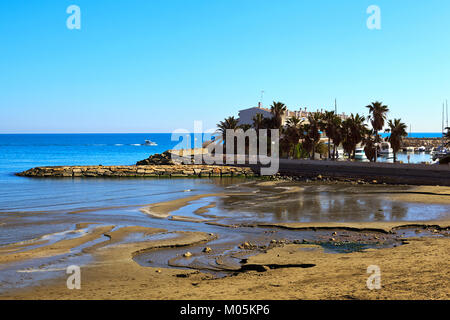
[0,0,449,133]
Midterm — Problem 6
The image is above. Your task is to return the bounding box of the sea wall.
[243,159,450,186]
[401,137,443,148]
[16,165,256,178]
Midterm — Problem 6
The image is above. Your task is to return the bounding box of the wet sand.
[1,182,449,299]
[140,193,226,219]
[1,227,448,300]
[389,186,450,204]
[0,225,114,265]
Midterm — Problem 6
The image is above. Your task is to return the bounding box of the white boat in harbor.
[378,141,394,158]
[336,148,345,159]
[432,146,450,161]
[145,139,158,146]
[354,148,368,161]
[417,146,426,152]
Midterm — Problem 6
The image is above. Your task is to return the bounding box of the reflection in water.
[217,183,449,223]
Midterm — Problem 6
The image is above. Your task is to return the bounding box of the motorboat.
[354,148,368,161]
[417,146,426,152]
[432,146,450,161]
[378,142,394,157]
[145,139,158,146]
[336,148,345,159]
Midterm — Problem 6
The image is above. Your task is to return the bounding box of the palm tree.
[240,124,252,131]
[252,113,264,132]
[270,101,287,129]
[322,111,342,159]
[301,123,314,157]
[306,112,322,159]
[283,116,303,158]
[366,101,389,162]
[329,116,343,160]
[363,129,377,162]
[342,113,367,159]
[217,116,240,154]
[388,119,408,162]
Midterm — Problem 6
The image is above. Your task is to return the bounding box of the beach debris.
[238,242,254,250]
[175,273,189,278]
[183,251,193,257]
[156,269,162,273]
[202,247,212,253]
[317,174,323,180]
[332,232,337,236]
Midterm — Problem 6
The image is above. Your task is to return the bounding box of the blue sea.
[380,132,443,138]
[0,133,187,177]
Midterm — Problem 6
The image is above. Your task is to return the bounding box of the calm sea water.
[380,132,443,138]
[0,133,186,177]
[0,133,230,246]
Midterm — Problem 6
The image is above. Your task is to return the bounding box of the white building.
[237,105,309,127]
[237,104,348,127]
[237,106,273,126]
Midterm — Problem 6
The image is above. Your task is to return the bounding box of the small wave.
[17,267,67,273]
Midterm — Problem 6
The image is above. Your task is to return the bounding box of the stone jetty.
[402,137,443,149]
[16,165,256,178]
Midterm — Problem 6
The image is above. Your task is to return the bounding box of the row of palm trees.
[217,101,409,162]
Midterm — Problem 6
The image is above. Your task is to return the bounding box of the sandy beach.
[0,224,448,300]
[0,181,449,300]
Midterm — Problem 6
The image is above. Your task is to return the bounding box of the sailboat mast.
[443,102,445,136]
[446,99,448,129]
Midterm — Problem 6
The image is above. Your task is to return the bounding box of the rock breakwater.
[16,165,256,178]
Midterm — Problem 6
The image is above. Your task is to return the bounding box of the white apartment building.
[237,105,348,127]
